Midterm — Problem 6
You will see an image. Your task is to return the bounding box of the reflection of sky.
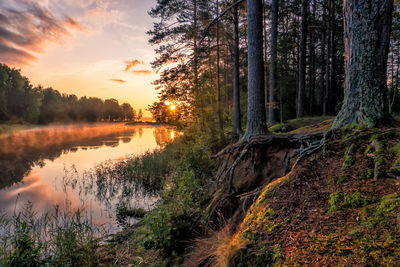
[0,126,173,230]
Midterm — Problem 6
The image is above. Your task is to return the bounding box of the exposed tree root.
[206,131,331,228]
[212,131,327,193]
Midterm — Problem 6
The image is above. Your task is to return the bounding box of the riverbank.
[2,117,399,266]
[98,118,400,266]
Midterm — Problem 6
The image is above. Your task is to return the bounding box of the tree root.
[212,131,327,194]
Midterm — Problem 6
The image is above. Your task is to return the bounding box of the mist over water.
[0,123,175,232]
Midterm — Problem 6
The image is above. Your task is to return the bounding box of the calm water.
[0,123,174,231]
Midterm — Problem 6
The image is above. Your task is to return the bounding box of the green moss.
[349,123,368,131]
[363,193,400,228]
[389,142,400,175]
[364,145,374,155]
[269,123,294,133]
[230,244,281,267]
[389,166,400,176]
[342,192,369,209]
[372,129,399,141]
[328,192,341,213]
[375,157,385,166]
[366,169,374,179]
[343,155,355,169]
[329,192,369,213]
[336,174,350,184]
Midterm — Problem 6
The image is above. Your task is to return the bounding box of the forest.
[0,64,142,124]
[148,0,400,131]
[1,0,400,266]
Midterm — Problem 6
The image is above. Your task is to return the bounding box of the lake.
[0,123,175,232]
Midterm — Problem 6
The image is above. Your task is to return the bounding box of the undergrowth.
[0,203,102,266]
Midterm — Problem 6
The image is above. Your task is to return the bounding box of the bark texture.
[297,0,308,118]
[216,0,224,137]
[233,2,241,136]
[268,0,279,125]
[334,0,394,128]
[243,0,267,139]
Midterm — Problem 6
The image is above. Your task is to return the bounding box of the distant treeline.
[0,64,142,124]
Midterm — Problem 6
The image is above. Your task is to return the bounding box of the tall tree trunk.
[268,0,279,125]
[297,0,308,118]
[334,0,394,128]
[328,0,336,114]
[193,0,198,90]
[216,0,224,137]
[243,0,267,139]
[320,26,327,114]
[263,4,269,120]
[323,0,330,115]
[233,2,241,136]
[309,0,316,114]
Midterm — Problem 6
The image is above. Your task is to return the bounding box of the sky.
[0,0,158,116]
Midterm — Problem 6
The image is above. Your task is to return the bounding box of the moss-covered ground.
[227,127,400,266]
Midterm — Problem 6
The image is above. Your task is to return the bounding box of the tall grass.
[0,202,104,266]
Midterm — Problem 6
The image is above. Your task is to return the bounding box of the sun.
[170,104,176,111]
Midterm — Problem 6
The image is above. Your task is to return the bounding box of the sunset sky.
[0,0,158,116]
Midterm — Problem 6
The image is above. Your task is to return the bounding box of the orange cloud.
[131,70,152,75]
[110,78,127,83]
[0,2,85,65]
[0,43,37,65]
[64,17,87,32]
[125,59,145,71]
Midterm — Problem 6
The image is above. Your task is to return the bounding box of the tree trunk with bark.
[216,0,224,137]
[297,0,308,118]
[268,0,279,125]
[328,0,336,114]
[233,2,241,136]
[243,0,267,140]
[193,0,198,90]
[334,0,394,128]
[309,0,316,114]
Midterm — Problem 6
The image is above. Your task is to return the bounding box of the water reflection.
[154,127,177,147]
[0,124,176,230]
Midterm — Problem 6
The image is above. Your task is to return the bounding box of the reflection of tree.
[121,137,132,143]
[0,128,138,190]
[153,128,174,147]
[138,127,143,138]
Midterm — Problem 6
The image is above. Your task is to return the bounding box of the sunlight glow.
[170,104,176,111]
[170,131,175,140]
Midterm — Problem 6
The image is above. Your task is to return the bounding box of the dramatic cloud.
[125,59,145,72]
[0,43,37,65]
[131,70,152,75]
[110,78,127,83]
[0,0,85,65]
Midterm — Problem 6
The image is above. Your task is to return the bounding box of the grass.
[97,125,221,266]
[188,225,248,267]
[0,203,104,266]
